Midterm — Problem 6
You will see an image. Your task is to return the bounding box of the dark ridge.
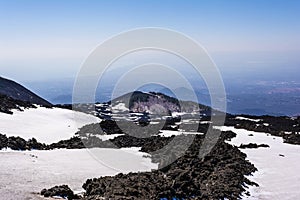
[81,135,257,200]
[0,76,52,106]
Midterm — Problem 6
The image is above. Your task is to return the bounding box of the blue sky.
[0,0,299,82]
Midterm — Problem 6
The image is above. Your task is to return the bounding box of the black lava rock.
[239,143,270,149]
[41,185,79,200]
[283,133,300,145]
[82,135,258,200]
[7,136,27,150]
[0,133,8,149]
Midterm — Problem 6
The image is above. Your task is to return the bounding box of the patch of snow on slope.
[112,103,128,112]
[217,126,300,200]
[236,116,261,122]
[159,130,203,137]
[0,107,101,144]
[171,112,187,117]
[94,134,125,141]
[0,147,157,199]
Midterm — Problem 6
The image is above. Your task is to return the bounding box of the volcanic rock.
[41,185,79,199]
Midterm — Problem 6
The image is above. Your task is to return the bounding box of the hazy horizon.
[1,0,299,116]
[0,0,299,83]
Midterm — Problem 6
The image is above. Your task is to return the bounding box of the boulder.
[41,185,79,200]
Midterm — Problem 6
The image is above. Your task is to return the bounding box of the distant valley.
[22,77,300,116]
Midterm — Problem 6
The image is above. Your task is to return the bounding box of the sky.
[0,0,299,82]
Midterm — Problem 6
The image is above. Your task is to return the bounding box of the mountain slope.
[0,76,51,106]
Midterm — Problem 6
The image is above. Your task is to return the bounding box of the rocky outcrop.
[41,185,79,199]
[239,143,270,149]
[49,137,85,149]
[283,133,300,145]
[0,133,8,149]
[0,94,36,114]
[0,133,48,150]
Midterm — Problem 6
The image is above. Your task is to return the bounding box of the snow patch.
[216,126,300,199]
[0,147,157,199]
[94,134,125,141]
[171,112,187,117]
[112,103,128,112]
[0,107,101,144]
[236,116,261,122]
[159,130,203,137]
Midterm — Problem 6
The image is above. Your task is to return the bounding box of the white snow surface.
[159,130,203,137]
[0,107,101,144]
[112,103,128,112]
[0,148,157,200]
[218,126,300,200]
[235,116,261,122]
[94,133,125,141]
[171,112,188,117]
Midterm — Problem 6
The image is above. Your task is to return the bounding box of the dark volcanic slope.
[0,76,51,106]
